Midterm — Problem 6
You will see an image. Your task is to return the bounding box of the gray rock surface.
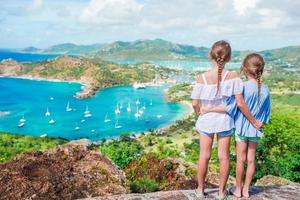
[80,185,300,200]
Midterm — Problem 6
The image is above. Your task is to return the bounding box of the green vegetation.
[99,134,144,169]
[0,133,66,162]
[129,177,159,193]
[167,83,191,102]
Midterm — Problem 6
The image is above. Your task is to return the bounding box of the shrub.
[129,177,159,193]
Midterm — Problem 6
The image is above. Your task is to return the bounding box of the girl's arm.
[201,105,226,114]
[192,99,201,115]
[235,94,263,129]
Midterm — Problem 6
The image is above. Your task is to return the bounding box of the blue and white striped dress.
[191,71,243,134]
[226,80,271,137]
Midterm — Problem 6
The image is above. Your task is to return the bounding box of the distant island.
[17,39,300,68]
[0,56,175,99]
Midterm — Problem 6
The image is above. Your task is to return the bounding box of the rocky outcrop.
[80,185,300,200]
[0,142,127,200]
[255,175,300,186]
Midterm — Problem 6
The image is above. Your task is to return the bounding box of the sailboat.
[135,98,140,105]
[134,105,141,118]
[114,104,121,115]
[84,106,90,114]
[40,134,47,138]
[74,126,80,131]
[84,106,92,117]
[142,102,146,110]
[115,119,122,129]
[49,119,55,124]
[156,114,162,119]
[138,109,144,114]
[104,113,111,122]
[150,99,153,106]
[18,122,25,128]
[66,101,72,112]
[119,102,123,109]
[127,102,131,112]
[19,115,26,123]
[45,107,51,116]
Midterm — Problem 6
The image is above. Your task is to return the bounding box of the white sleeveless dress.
[191,71,243,134]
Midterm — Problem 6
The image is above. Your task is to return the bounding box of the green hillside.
[43,43,106,54]
[93,39,209,61]
[21,39,300,68]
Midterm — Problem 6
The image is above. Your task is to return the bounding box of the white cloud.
[233,0,259,15]
[79,0,144,26]
[29,0,44,11]
[1,0,300,50]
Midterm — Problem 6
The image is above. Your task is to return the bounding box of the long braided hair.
[209,40,231,95]
[241,53,265,105]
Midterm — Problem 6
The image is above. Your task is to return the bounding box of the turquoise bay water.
[0,77,188,141]
[113,59,241,70]
[0,50,63,62]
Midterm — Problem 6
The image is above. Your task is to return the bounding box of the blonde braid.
[257,71,262,106]
[216,57,224,95]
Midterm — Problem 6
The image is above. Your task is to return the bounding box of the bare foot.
[195,188,205,197]
[242,187,250,198]
[230,187,242,198]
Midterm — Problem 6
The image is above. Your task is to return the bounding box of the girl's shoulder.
[196,70,240,84]
[261,83,270,95]
[225,71,239,80]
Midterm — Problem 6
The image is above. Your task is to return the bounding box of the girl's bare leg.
[243,141,257,197]
[217,135,231,198]
[197,134,214,195]
[234,141,248,197]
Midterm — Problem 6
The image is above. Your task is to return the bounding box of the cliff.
[0,140,127,200]
[80,185,300,200]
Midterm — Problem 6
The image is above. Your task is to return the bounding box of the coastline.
[0,77,192,142]
[0,75,92,99]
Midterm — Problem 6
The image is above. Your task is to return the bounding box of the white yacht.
[84,113,92,118]
[142,102,146,110]
[114,104,121,115]
[18,122,25,128]
[40,134,47,138]
[115,119,122,129]
[104,113,111,122]
[134,105,141,118]
[135,98,140,105]
[133,82,146,89]
[66,101,72,112]
[19,115,26,123]
[49,119,55,124]
[84,106,90,114]
[45,107,51,116]
[127,102,131,112]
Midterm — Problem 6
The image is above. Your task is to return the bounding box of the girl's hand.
[253,119,263,130]
[200,106,211,115]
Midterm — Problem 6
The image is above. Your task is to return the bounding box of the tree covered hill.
[21,39,300,68]
[0,56,175,98]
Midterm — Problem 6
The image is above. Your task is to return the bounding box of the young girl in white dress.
[191,40,262,199]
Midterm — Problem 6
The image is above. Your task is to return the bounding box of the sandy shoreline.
[0,75,83,85]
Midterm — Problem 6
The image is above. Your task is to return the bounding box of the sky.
[0,0,300,50]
